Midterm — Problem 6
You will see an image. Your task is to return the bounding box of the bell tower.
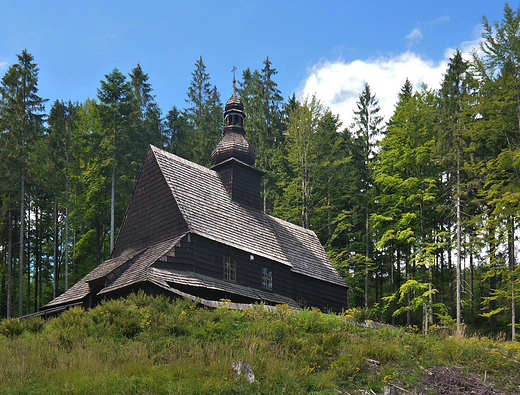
[211,69,264,210]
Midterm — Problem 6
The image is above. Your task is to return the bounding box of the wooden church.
[42,79,347,315]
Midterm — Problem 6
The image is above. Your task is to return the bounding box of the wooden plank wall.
[154,233,347,312]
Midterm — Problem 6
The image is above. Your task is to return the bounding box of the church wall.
[290,272,348,313]
[154,233,347,312]
[215,160,262,210]
[154,234,293,299]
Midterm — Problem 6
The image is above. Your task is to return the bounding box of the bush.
[24,316,45,334]
[49,305,88,337]
[0,318,24,338]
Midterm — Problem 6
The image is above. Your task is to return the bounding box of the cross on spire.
[232,65,237,94]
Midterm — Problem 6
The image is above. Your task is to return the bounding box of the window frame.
[223,256,236,282]
[261,267,273,291]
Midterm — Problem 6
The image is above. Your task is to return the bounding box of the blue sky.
[0,1,511,126]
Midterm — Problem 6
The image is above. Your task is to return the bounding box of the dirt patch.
[416,367,505,395]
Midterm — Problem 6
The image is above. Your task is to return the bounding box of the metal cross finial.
[231,65,237,94]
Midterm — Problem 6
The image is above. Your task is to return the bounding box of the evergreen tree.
[238,58,284,213]
[437,50,474,332]
[165,106,189,157]
[97,68,133,253]
[373,87,441,326]
[351,83,383,308]
[470,3,520,337]
[184,57,222,166]
[0,50,46,316]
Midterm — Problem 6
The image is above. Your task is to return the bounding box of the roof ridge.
[151,145,216,175]
[267,214,318,236]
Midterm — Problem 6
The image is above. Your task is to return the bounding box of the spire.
[232,65,237,95]
[211,68,255,166]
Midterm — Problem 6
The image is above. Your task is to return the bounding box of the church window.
[223,257,236,282]
[297,296,307,309]
[261,268,272,291]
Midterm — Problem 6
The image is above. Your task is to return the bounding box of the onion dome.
[211,74,256,166]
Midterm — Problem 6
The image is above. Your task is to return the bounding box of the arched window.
[223,257,236,282]
[261,268,272,291]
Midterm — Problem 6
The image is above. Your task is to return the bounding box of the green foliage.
[24,316,45,334]
[0,295,519,394]
[0,317,24,338]
[342,307,379,323]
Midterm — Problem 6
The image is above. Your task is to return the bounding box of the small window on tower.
[261,268,272,291]
[223,257,236,282]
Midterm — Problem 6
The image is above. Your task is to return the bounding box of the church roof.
[152,146,346,287]
[43,142,345,312]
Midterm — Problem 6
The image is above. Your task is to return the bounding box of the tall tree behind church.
[97,69,133,253]
[184,57,223,167]
[351,83,383,308]
[238,58,285,213]
[0,50,46,316]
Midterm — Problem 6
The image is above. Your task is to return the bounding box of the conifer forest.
[2,5,520,337]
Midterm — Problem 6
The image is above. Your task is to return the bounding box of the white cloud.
[428,16,450,26]
[299,38,484,129]
[405,28,423,43]
[300,52,447,128]
[0,61,8,72]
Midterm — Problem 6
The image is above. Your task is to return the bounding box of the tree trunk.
[53,196,59,298]
[405,249,411,326]
[110,159,115,253]
[448,249,454,318]
[489,230,497,331]
[456,158,462,333]
[509,216,516,341]
[7,207,12,318]
[365,204,369,309]
[34,206,39,311]
[470,250,474,320]
[18,162,25,317]
[26,201,30,315]
[65,125,70,291]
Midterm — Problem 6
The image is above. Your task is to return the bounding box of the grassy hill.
[1,293,519,394]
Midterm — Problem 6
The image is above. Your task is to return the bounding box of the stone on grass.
[232,361,255,383]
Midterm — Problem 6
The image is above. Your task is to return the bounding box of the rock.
[383,385,397,395]
[232,361,255,383]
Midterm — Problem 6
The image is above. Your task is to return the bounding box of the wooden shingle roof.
[152,146,346,288]
[148,267,299,308]
[44,247,145,308]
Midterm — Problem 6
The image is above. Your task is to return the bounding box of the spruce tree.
[0,50,46,316]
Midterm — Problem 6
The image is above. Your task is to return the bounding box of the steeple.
[211,68,263,210]
[211,68,255,166]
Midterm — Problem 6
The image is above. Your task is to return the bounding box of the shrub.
[342,307,378,323]
[0,318,24,338]
[24,316,45,334]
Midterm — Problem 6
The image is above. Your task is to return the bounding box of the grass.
[1,293,519,394]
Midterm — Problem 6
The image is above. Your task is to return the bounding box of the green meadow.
[1,293,519,394]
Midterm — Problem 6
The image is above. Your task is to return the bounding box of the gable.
[112,149,188,257]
